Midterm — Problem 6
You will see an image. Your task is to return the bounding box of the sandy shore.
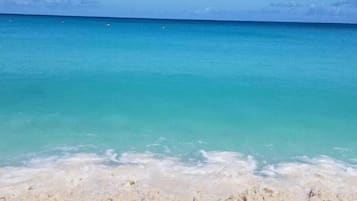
[1,152,356,201]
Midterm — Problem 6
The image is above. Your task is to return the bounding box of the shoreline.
[1,152,356,201]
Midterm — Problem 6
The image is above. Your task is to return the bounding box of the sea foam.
[0,150,356,201]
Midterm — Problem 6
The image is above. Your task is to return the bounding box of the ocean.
[0,14,357,200]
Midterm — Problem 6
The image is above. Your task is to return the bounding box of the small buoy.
[106,23,111,27]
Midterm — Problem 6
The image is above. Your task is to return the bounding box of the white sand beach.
[1,152,356,201]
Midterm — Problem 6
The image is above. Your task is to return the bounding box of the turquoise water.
[1,14,357,166]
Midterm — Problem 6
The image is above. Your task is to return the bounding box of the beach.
[1,15,357,201]
[1,152,357,201]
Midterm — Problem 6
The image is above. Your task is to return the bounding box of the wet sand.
[1,152,356,201]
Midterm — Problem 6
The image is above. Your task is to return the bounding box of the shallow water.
[0,15,357,199]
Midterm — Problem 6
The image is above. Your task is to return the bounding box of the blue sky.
[1,0,357,23]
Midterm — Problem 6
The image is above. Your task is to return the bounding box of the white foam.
[0,150,356,201]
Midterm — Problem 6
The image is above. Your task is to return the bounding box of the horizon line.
[1,12,357,26]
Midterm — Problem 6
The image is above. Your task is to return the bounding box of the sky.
[0,0,357,23]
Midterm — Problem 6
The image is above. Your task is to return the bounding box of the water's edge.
[1,150,356,201]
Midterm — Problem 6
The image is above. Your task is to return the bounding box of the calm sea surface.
[1,15,357,166]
